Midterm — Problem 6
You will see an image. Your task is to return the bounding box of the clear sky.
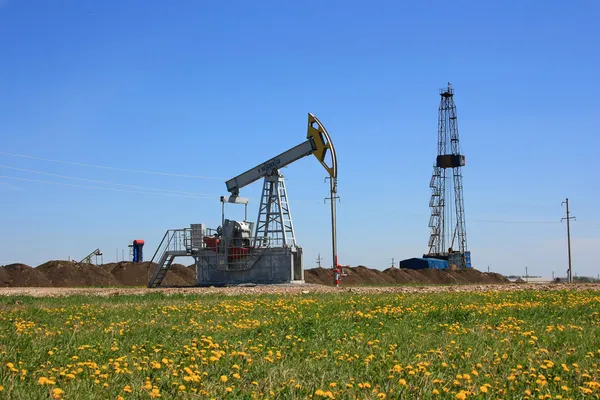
[0,0,598,279]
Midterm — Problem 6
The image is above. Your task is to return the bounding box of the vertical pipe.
[330,177,338,286]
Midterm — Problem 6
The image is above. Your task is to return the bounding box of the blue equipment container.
[399,258,448,270]
[132,240,144,263]
[465,251,472,268]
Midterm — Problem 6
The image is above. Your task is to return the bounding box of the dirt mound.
[103,262,153,286]
[306,266,508,286]
[304,267,333,285]
[383,268,419,284]
[169,264,196,285]
[484,272,510,283]
[0,266,10,287]
[343,266,397,285]
[0,263,53,287]
[37,261,120,287]
[102,262,195,287]
[1,258,508,288]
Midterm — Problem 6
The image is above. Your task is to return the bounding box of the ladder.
[147,228,191,288]
[148,252,176,288]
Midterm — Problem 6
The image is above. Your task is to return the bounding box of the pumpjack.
[148,113,345,287]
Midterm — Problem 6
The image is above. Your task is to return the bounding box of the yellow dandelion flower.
[480,386,488,393]
[399,379,407,386]
[378,393,386,399]
[220,375,228,383]
[455,391,467,400]
[433,389,440,395]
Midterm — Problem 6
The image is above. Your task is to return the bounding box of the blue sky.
[0,0,598,278]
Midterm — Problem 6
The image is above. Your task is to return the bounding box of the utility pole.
[390,257,395,268]
[561,198,575,283]
[525,266,528,283]
[487,265,490,273]
[316,253,323,269]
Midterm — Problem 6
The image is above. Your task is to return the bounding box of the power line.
[469,219,560,224]
[0,164,219,196]
[574,222,600,229]
[0,175,216,199]
[0,151,226,180]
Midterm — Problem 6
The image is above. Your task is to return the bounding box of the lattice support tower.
[427,83,468,267]
[253,171,297,248]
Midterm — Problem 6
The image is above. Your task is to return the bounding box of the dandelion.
[38,377,55,385]
[455,391,467,400]
[220,375,228,383]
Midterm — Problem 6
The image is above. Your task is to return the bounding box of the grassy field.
[0,290,599,399]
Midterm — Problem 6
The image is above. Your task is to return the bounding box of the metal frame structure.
[80,248,103,265]
[426,83,468,268]
[148,113,345,288]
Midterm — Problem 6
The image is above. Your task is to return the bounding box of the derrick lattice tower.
[426,83,468,267]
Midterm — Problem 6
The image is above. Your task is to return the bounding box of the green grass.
[0,290,599,399]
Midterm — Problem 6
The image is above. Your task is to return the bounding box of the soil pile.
[304,266,509,286]
[0,260,508,288]
[0,263,52,287]
[102,262,195,286]
[102,262,154,286]
[37,261,121,287]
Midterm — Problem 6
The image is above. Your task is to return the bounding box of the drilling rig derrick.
[425,83,470,269]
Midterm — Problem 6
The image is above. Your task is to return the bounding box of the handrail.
[150,231,170,263]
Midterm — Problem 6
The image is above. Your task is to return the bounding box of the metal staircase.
[148,228,195,288]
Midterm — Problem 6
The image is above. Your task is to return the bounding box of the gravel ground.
[0,283,599,298]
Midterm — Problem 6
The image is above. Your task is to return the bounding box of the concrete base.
[195,247,303,285]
